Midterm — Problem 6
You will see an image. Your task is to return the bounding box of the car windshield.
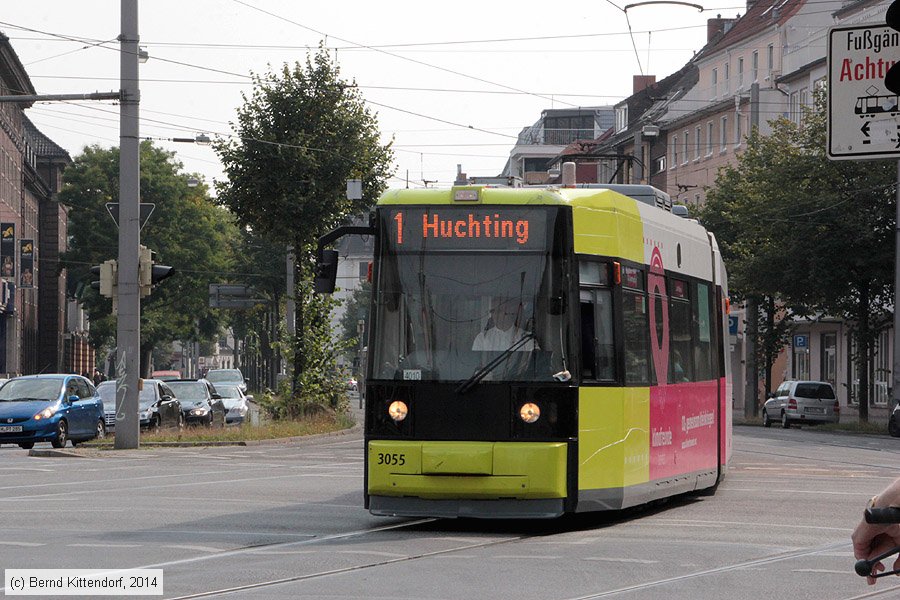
[0,378,64,401]
[795,383,836,399]
[97,382,158,409]
[215,384,242,399]
[167,382,208,401]
[206,370,242,384]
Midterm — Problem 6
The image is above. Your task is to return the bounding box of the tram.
[316,177,732,518]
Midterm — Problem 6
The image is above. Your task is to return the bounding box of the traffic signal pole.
[115,0,141,449]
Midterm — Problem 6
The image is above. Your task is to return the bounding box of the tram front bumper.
[367,440,568,500]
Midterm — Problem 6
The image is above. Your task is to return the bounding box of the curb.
[27,423,363,457]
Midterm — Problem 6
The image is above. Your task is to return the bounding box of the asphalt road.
[0,425,898,600]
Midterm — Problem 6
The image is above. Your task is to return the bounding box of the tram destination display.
[386,207,548,251]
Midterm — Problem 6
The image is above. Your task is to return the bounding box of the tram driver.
[472,296,538,352]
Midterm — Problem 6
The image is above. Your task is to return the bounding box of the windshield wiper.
[456,332,536,395]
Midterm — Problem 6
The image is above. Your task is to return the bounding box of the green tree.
[340,280,370,367]
[61,142,237,375]
[699,93,895,421]
[214,47,393,410]
[228,228,288,392]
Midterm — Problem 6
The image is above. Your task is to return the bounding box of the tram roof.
[378,185,665,209]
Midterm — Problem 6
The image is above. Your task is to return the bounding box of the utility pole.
[115,0,141,449]
[744,82,761,420]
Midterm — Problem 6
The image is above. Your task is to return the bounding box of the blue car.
[0,374,106,449]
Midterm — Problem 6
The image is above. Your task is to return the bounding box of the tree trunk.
[764,295,775,398]
[140,344,153,378]
[292,245,304,400]
[744,296,759,418]
[857,283,870,422]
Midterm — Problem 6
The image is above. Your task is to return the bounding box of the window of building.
[707,121,714,156]
[752,50,759,82]
[789,91,799,123]
[767,44,774,76]
[654,155,666,174]
[615,107,628,134]
[799,87,809,124]
[724,62,730,94]
[545,115,595,145]
[820,332,837,390]
[794,345,810,380]
[683,131,689,164]
[695,125,702,160]
[711,68,718,98]
[671,135,678,169]
[875,329,891,406]
[737,57,744,89]
[720,116,728,152]
[735,112,742,146]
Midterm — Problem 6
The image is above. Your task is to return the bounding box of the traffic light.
[138,245,174,297]
[313,249,339,294]
[90,259,117,298]
[886,1,900,93]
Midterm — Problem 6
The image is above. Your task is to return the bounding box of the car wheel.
[18,442,34,449]
[762,409,771,428]
[151,416,161,432]
[51,420,68,448]
[178,413,185,429]
[889,419,900,438]
[781,411,791,429]
[95,420,107,440]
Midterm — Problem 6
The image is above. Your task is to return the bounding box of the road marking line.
[165,545,224,553]
[69,543,142,548]
[0,541,44,547]
[583,557,659,564]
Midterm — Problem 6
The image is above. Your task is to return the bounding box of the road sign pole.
[115,0,141,450]
[893,160,900,413]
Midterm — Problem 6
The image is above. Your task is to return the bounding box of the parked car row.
[0,369,251,449]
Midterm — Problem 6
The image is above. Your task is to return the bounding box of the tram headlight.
[388,400,408,422]
[519,402,540,424]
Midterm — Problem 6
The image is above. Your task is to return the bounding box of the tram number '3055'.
[376,453,406,466]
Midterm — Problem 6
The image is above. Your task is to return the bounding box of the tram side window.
[668,278,693,383]
[622,267,649,385]
[579,288,615,381]
[578,262,615,381]
[694,282,714,381]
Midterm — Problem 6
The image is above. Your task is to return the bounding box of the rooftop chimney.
[633,75,656,94]
[707,14,736,41]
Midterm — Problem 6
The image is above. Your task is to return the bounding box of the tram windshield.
[371,206,572,383]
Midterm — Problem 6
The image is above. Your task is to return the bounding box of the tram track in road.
[559,540,900,600]
[161,520,548,600]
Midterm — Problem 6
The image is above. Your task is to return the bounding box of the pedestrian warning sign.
[828,24,900,160]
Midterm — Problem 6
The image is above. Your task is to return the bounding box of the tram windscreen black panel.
[372,206,572,385]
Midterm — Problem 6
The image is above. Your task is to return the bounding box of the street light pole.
[115,0,141,449]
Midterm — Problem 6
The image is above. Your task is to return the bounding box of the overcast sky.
[2,0,746,192]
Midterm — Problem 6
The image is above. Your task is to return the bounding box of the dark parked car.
[0,374,105,449]
[889,401,900,438]
[166,379,226,427]
[97,379,183,431]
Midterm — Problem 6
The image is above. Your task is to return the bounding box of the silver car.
[763,380,839,428]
